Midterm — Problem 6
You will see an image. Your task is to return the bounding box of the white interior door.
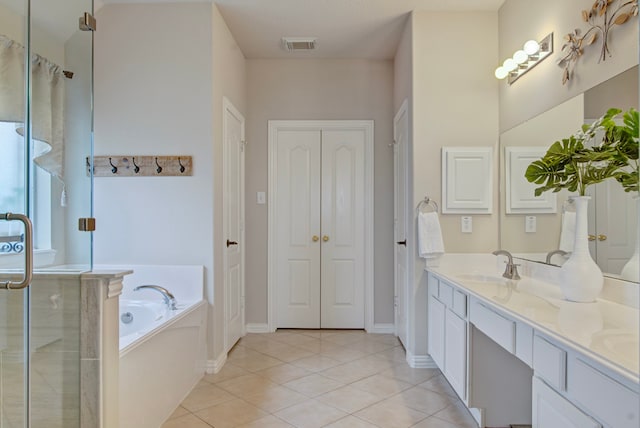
[223,98,245,351]
[320,129,365,329]
[272,121,370,330]
[393,100,409,346]
[594,180,637,274]
[275,129,322,328]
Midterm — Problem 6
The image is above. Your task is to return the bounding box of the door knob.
[588,234,596,241]
[396,240,406,246]
[312,235,319,242]
[598,234,607,241]
[226,239,238,247]
[323,235,329,242]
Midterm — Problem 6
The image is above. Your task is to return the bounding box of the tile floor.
[162,330,478,428]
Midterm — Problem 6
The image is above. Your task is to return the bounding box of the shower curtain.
[0,34,65,180]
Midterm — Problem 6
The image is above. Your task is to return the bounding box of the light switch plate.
[257,192,266,204]
[461,216,472,233]
[525,216,536,233]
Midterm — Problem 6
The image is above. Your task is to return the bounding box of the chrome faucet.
[134,285,178,310]
[545,249,568,264]
[492,250,521,280]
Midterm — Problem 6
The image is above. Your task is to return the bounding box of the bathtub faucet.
[133,285,178,310]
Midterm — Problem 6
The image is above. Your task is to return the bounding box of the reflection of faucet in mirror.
[492,250,521,280]
[546,249,568,264]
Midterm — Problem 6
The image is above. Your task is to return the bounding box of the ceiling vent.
[282,37,317,52]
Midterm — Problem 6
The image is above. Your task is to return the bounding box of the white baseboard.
[406,351,437,369]
[245,323,270,333]
[369,323,395,334]
[206,352,227,374]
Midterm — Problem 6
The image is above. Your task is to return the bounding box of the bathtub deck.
[160,330,477,428]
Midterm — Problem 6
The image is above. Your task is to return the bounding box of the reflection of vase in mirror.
[559,196,604,302]
[621,195,640,282]
[500,66,639,284]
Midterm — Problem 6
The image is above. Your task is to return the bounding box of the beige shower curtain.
[0,34,65,180]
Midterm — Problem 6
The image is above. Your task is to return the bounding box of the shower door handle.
[0,213,33,290]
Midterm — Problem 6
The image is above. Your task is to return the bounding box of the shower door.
[0,0,94,427]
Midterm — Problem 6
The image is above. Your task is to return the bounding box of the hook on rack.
[178,157,185,174]
[109,157,118,174]
[155,157,163,174]
[86,157,93,174]
[132,157,140,174]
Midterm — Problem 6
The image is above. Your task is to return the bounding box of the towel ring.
[416,196,438,213]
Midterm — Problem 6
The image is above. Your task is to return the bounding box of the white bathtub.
[101,265,207,428]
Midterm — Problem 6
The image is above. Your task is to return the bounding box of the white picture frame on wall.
[505,146,557,214]
[441,147,493,214]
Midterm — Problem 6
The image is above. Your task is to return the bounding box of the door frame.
[222,96,246,353]
[267,120,375,332]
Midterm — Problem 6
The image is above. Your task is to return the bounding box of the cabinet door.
[428,295,445,369]
[533,377,601,428]
[445,309,467,400]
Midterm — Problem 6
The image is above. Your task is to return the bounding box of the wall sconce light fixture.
[495,33,554,84]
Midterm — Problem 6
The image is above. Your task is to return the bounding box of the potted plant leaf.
[525,108,636,301]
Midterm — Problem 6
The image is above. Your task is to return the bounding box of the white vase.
[620,195,640,282]
[559,196,603,302]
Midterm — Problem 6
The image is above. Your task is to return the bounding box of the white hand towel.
[559,211,576,253]
[418,211,445,258]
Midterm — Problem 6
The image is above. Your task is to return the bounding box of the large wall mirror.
[499,65,639,284]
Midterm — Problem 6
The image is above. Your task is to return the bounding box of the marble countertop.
[427,265,639,384]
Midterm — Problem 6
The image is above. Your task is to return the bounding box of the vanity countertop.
[427,265,639,385]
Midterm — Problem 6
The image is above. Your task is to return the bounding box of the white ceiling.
[98,0,505,59]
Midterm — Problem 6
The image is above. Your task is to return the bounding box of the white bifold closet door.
[276,128,365,329]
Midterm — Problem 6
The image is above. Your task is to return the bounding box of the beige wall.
[211,3,247,359]
[245,59,395,325]
[409,11,499,356]
[498,0,639,133]
[95,2,247,363]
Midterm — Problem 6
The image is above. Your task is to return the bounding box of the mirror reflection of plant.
[525,108,635,196]
[611,108,639,193]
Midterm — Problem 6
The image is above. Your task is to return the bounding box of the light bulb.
[503,58,517,72]
[513,50,528,64]
[523,40,540,55]
[494,66,508,80]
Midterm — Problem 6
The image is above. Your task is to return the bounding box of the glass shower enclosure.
[0,0,94,426]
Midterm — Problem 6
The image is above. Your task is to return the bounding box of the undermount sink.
[454,273,507,283]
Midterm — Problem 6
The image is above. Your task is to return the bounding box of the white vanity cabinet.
[427,273,468,400]
[532,333,639,428]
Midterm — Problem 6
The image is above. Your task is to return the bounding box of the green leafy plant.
[525,107,638,196]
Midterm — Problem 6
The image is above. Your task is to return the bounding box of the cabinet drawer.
[533,335,566,391]
[470,299,515,353]
[452,289,467,318]
[533,377,601,428]
[568,358,639,428]
[439,281,453,307]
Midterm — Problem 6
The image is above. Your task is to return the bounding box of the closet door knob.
[598,234,607,241]
[312,235,319,242]
[588,234,596,241]
[323,235,329,242]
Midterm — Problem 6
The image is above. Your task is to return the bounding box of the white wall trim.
[406,351,437,369]
[370,323,396,334]
[206,352,227,374]
[267,120,375,332]
[245,323,272,333]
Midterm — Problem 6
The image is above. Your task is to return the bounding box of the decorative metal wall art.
[558,0,638,85]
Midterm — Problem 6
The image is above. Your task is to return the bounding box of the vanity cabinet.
[532,333,639,428]
[427,273,468,400]
[533,377,601,428]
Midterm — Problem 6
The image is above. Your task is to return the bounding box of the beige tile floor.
[162,330,478,428]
